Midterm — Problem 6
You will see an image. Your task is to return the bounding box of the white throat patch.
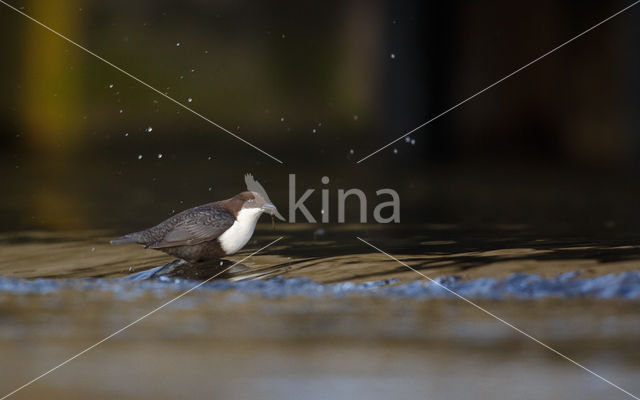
[217,207,263,255]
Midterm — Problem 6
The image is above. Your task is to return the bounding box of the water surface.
[1,225,639,399]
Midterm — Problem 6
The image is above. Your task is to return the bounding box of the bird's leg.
[149,258,188,278]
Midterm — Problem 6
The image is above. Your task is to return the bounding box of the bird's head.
[234,191,278,216]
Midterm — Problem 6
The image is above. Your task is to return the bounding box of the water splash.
[0,272,638,300]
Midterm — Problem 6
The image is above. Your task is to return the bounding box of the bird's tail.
[110,232,141,245]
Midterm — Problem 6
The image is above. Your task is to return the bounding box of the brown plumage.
[111,191,276,263]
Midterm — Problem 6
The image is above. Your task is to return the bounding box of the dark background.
[1,0,639,234]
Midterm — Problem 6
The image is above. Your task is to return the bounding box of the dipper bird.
[110,191,277,263]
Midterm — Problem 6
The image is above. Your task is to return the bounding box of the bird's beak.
[261,203,286,221]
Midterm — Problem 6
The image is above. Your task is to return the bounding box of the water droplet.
[124,132,129,137]
[318,122,322,127]
[187,97,192,103]
[119,109,123,113]
[190,69,195,73]
[393,148,398,154]
[280,117,285,122]
[349,149,354,154]
[176,42,181,47]
[157,153,163,159]
[353,115,358,121]
[128,266,133,272]
[390,53,396,59]
[108,83,113,88]
[137,154,143,160]
[312,128,316,133]
[281,34,286,39]
[208,187,212,191]
[411,139,415,145]
[207,156,212,160]
[91,247,95,252]
[320,209,324,215]
[146,126,153,133]
[405,136,411,143]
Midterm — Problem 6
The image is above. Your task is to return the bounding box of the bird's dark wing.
[148,205,235,249]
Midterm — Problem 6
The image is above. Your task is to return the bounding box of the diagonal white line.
[357,0,640,163]
[0,0,283,164]
[0,237,283,400]
[356,236,640,400]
